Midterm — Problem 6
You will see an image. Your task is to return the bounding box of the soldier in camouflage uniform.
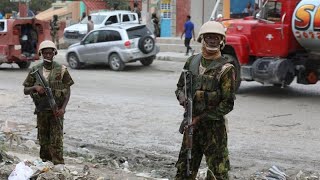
[50,15,60,49]
[175,21,236,180]
[23,40,74,165]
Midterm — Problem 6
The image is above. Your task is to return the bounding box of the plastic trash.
[8,161,33,180]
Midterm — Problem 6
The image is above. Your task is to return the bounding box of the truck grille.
[64,31,80,39]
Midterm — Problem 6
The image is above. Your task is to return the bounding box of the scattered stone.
[22,140,38,150]
[75,157,85,164]
[110,160,119,169]
[119,157,126,164]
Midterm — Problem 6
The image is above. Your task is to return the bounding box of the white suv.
[66,23,159,71]
[63,10,139,45]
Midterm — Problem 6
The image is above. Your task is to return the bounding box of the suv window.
[81,15,107,24]
[123,15,130,22]
[97,30,122,42]
[127,26,152,39]
[109,30,122,41]
[84,31,99,44]
[107,15,118,24]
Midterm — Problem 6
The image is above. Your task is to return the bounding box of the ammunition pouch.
[51,80,67,107]
[193,90,221,115]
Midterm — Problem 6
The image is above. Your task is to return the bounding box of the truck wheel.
[223,54,241,91]
[140,56,155,66]
[67,53,81,69]
[109,53,125,71]
[17,62,31,69]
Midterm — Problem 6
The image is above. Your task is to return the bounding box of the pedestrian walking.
[181,15,195,56]
[87,15,94,34]
[23,40,74,165]
[175,21,236,180]
[50,15,60,49]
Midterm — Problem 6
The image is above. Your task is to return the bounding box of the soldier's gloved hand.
[54,108,65,117]
[34,85,45,94]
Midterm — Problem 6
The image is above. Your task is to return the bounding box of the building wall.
[190,0,217,38]
[176,0,190,36]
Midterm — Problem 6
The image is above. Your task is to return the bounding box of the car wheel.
[109,53,125,71]
[223,54,241,91]
[17,62,31,69]
[140,57,155,66]
[67,53,81,69]
[138,35,155,54]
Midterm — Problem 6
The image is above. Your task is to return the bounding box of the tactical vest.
[189,53,232,115]
[31,62,68,112]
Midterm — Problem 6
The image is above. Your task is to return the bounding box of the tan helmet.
[197,21,226,43]
[38,40,58,56]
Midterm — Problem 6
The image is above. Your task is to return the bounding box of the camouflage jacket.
[175,53,236,120]
[23,61,74,112]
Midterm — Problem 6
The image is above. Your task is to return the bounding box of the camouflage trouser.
[175,118,230,180]
[37,111,64,164]
[51,32,59,49]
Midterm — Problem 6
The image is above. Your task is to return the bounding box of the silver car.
[66,24,159,71]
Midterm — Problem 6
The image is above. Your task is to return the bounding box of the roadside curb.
[156,55,187,62]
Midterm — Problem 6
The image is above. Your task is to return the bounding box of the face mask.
[202,38,225,52]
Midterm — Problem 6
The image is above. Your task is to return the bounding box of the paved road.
[0,52,319,179]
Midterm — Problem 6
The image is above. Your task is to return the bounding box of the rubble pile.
[250,166,320,180]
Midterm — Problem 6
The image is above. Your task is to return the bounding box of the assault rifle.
[178,69,193,177]
[31,69,60,120]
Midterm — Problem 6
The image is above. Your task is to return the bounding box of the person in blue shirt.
[181,15,195,56]
[0,12,3,19]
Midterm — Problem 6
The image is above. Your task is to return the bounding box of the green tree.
[104,0,129,10]
[29,0,55,13]
[0,0,55,15]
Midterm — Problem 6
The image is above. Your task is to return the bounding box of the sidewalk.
[156,51,189,62]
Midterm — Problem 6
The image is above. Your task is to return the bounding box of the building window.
[161,3,171,19]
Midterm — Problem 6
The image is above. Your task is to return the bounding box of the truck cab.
[221,0,320,89]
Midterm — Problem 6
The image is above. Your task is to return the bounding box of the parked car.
[66,23,159,71]
[64,10,139,45]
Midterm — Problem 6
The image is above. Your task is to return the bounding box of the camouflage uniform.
[175,54,235,180]
[23,61,74,164]
[50,18,60,49]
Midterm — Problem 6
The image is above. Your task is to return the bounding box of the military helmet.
[197,21,226,43]
[38,40,58,56]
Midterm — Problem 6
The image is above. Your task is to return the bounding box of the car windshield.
[80,15,107,25]
[126,26,152,39]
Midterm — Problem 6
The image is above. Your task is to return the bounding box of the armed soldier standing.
[23,40,74,165]
[50,15,60,49]
[175,21,236,180]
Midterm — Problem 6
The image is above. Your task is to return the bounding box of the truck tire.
[140,56,155,66]
[67,53,81,69]
[17,62,31,69]
[138,36,155,54]
[109,53,125,71]
[223,54,241,91]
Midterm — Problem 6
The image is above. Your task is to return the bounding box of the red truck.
[221,0,320,89]
[0,18,51,69]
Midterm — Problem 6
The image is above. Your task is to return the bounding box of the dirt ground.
[0,55,320,179]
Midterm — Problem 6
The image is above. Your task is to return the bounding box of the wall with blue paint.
[80,2,86,16]
[160,19,171,37]
[231,0,255,14]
